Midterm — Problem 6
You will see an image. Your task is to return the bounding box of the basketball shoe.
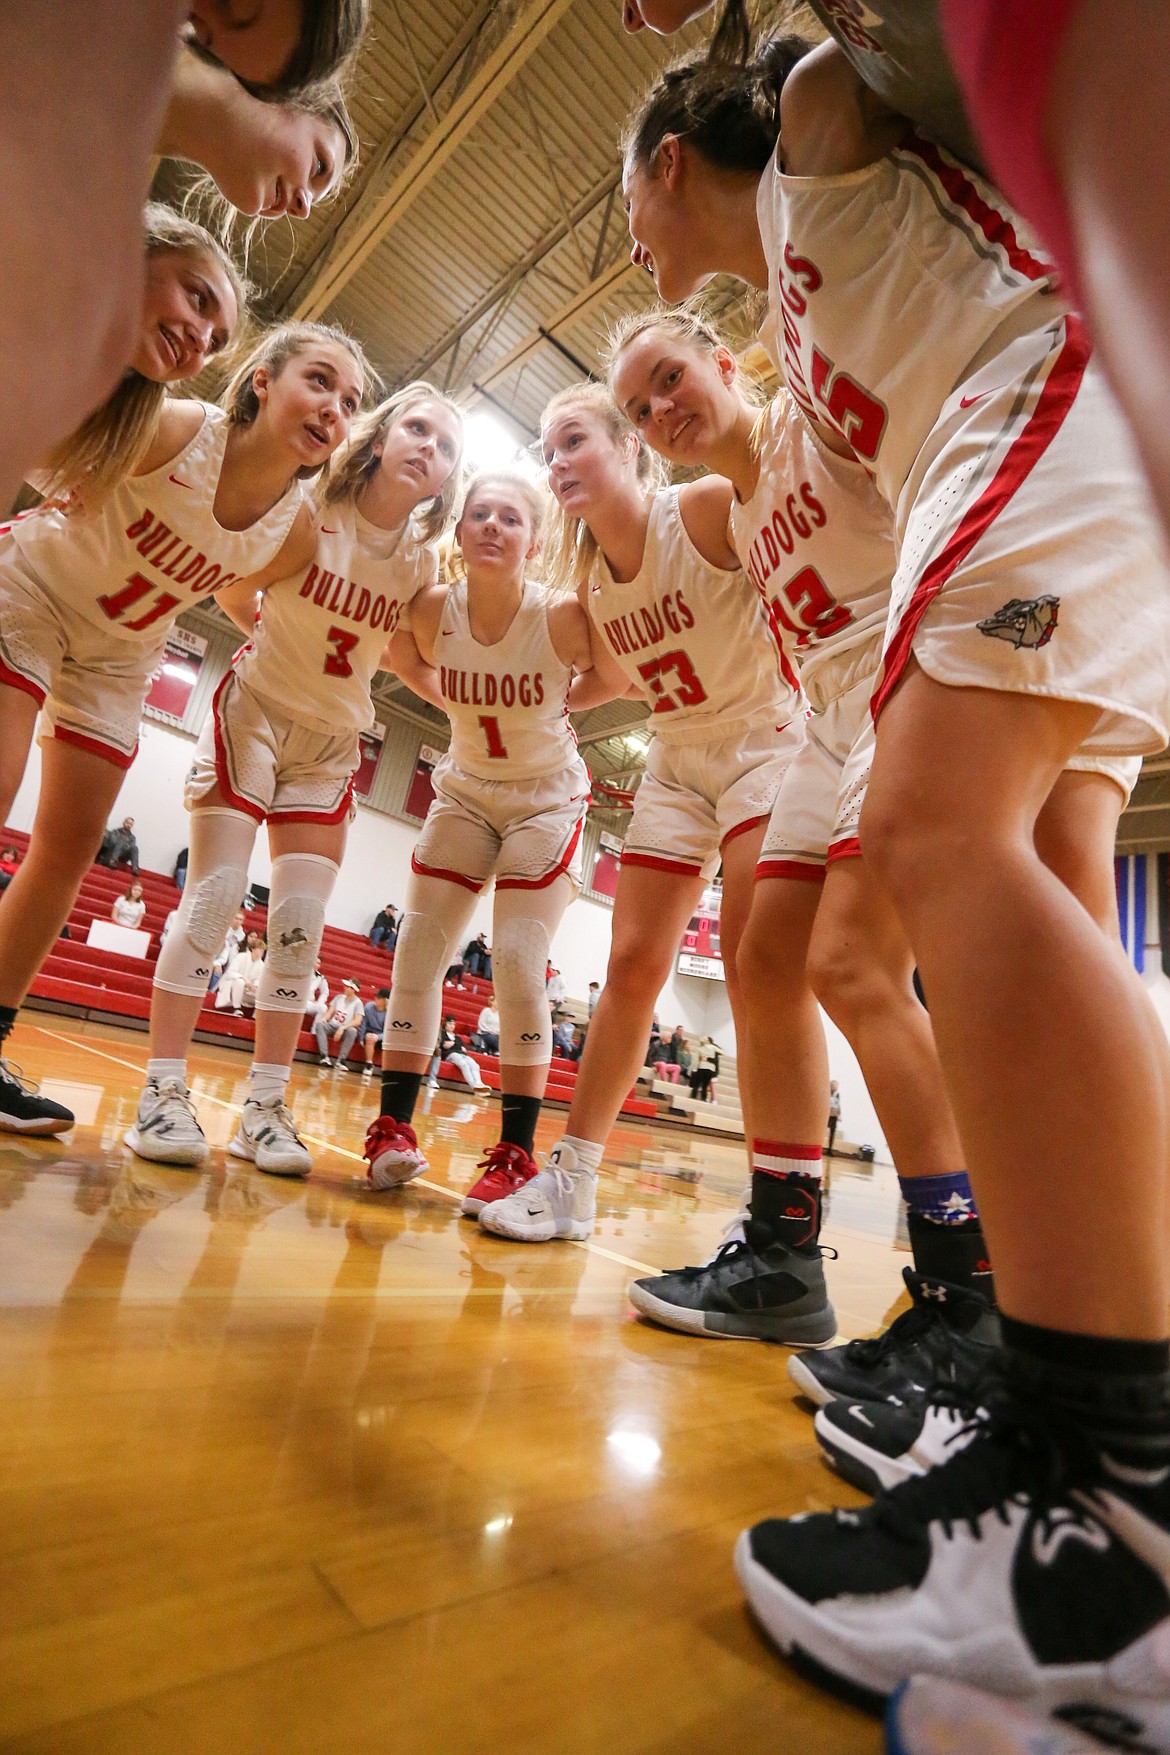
[627,1217,837,1345]
[736,1392,1170,1743]
[816,1391,986,1495]
[125,1078,208,1165]
[364,1114,428,1190]
[886,1676,1124,1754]
[0,1053,74,1136]
[479,1142,595,1242]
[461,1142,538,1217]
[787,1268,999,1405]
[229,1097,311,1177]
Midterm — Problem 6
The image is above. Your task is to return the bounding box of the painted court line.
[31,1025,661,1277]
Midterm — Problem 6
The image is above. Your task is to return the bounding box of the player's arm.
[213,503,316,635]
[781,38,906,175]
[557,593,639,711]
[382,628,445,712]
[678,473,741,571]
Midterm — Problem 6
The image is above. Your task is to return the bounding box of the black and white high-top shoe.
[736,1395,1170,1746]
[0,1054,74,1135]
[627,1218,837,1346]
[788,1267,999,1406]
[816,1390,987,1495]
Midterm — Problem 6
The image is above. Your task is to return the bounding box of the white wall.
[9,716,887,1149]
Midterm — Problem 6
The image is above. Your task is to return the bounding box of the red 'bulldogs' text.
[298,562,405,636]
[123,508,239,596]
[602,589,694,657]
[742,482,828,593]
[440,668,545,709]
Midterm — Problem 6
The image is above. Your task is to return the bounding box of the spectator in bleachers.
[553,1016,576,1058]
[306,966,330,1028]
[464,933,490,978]
[160,907,179,947]
[369,904,398,951]
[314,978,363,1069]
[827,1080,842,1156]
[209,910,248,993]
[355,988,390,1080]
[215,931,266,1015]
[546,966,566,1015]
[689,1038,720,1104]
[96,816,139,876]
[473,1002,500,1055]
[653,1025,687,1085]
[443,961,467,990]
[0,847,21,893]
[429,1015,488,1094]
[587,981,600,1017]
[111,880,146,931]
[173,847,188,893]
[569,1027,585,1063]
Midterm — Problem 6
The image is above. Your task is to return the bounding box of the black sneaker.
[815,1389,986,1496]
[735,1393,1170,1743]
[627,1219,837,1345]
[0,1055,74,1135]
[787,1267,999,1407]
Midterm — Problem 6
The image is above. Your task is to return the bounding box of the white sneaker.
[124,1079,209,1167]
[229,1098,311,1177]
[887,1676,1117,1754]
[479,1147,596,1243]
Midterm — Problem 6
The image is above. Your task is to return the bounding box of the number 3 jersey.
[437,578,579,782]
[232,499,439,734]
[728,390,894,705]
[585,486,799,746]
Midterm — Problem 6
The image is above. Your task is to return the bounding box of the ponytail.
[622,32,811,179]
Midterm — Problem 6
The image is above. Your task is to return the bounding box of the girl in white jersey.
[364,471,607,1207]
[476,381,811,1260]
[126,379,457,1178]
[0,207,249,1137]
[621,37,1170,1732]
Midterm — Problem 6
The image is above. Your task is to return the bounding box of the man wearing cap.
[314,978,365,1069]
[353,988,391,1080]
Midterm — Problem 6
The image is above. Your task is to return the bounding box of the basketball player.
[620,33,1170,1735]
[364,472,609,1204]
[476,383,813,1276]
[127,380,459,1178]
[0,318,358,1137]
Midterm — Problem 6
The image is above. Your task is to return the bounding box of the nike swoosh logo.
[321,526,340,534]
[846,1404,874,1429]
[168,474,192,488]
[441,630,454,636]
[958,389,998,409]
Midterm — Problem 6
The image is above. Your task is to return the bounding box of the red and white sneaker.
[364,1115,428,1190]
[461,1141,538,1217]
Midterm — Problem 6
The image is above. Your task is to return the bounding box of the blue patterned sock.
[899,1169,978,1226]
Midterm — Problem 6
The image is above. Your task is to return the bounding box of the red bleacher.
[5,827,656,1119]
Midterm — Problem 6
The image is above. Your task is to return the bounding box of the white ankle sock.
[550,1135,602,1175]
[249,1063,290,1106]
[146,1057,187,1089]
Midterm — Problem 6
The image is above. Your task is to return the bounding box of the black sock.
[907,1211,995,1303]
[749,1168,822,1252]
[1001,1312,1170,1461]
[380,1069,421,1126]
[500,1093,541,1157]
[0,1005,15,1050]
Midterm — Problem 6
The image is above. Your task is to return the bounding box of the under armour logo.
[520,1031,542,1042]
[390,1019,413,1030]
[1032,1509,1111,1566]
[920,1283,948,1301]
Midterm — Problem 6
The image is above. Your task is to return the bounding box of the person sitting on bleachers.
[369,904,398,951]
[96,816,139,876]
[428,1015,488,1094]
[568,1026,585,1063]
[306,966,330,1028]
[314,979,363,1069]
[473,1002,499,1055]
[0,846,21,893]
[111,880,146,931]
[553,1015,576,1058]
[653,1025,688,1085]
[355,988,390,1079]
[215,931,266,1015]
[173,847,188,893]
[463,932,490,978]
[209,910,248,993]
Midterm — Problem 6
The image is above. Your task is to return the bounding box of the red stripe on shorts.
[496,811,585,892]
[209,672,265,824]
[620,851,705,878]
[410,851,485,893]
[53,725,137,770]
[755,858,826,884]
[720,812,769,851]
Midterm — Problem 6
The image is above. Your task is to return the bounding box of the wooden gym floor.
[0,1016,910,1753]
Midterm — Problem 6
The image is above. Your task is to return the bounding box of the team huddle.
[4,1,1170,1750]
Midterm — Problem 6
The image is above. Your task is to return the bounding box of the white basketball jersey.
[586,487,799,747]
[10,404,301,644]
[234,499,439,734]
[757,135,1059,506]
[438,579,578,781]
[729,391,894,689]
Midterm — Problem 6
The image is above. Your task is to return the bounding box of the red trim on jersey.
[754,858,826,884]
[826,834,862,864]
[53,725,137,770]
[410,850,484,893]
[620,851,705,879]
[900,134,1053,284]
[0,657,46,707]
[267,779,354,828]
[496,811,585,892]
[873,314,1089,724]
[720,812,769,851]
[209,672,265,824]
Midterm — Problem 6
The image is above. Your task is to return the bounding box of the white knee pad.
[153,809,255,997]
[382,912,455,1057]
[493,916,553,1067]
[256,853,339,1014]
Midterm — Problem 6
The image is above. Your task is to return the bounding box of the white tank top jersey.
[756,136,1059,507]
[7,404,302,646]
[437,578,578,782]
[234,499,440,735]
[729,391,894,687]
[586,487,800,748]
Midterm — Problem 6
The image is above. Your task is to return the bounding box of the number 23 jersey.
[233,499,439,734]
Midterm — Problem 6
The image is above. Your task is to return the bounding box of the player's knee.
[493,917,549,1002]
[391,913,450,995]
[604,930,666,997]
[186,866,249,958]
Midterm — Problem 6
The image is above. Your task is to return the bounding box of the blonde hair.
[182,77,359,261]
[459,470,547,542]
[604,301,767,463]
[37,204,250,506]
[220,320,373,482]
[325,380,464,543]
[538,382,665,597]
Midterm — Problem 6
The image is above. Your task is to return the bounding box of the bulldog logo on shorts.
[977,595,1060,649]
